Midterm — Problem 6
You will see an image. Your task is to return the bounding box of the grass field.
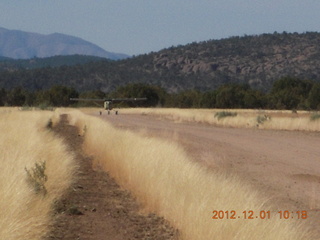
[68,109,315,240]
[0,109,76,240]
[2,107,316,239]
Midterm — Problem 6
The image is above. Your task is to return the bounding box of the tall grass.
[68,110,314,240]
[0,109,76,240]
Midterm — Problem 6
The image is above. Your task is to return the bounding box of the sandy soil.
[100,112,320,236]
[46,115,179,240]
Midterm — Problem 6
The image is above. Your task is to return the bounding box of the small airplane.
[70,97,147,115]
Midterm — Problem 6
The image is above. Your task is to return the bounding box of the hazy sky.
[1,1,320,56]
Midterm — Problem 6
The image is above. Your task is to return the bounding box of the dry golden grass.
[0,108,76,240]
[119,108,320,131]
[68,110,315,240]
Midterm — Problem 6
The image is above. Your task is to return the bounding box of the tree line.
[1,77,320,110]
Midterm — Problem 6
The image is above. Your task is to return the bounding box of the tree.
[268,77,313,109]
[7,87,26,106]
[34,89,51,107]
[215,84,247,108]
[200,91,217,108]
[24,91,37,106]
[48,86,79,107]
[243,90,265,109]
[307,83,320,110]
[0,88,6,106]
[174,90,201,108]
[214,84,265,109]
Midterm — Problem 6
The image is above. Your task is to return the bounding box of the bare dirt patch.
[45,115,179,240]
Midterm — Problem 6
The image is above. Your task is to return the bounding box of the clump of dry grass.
[0,110,76,240]
[310,112,320,121]
[214,111,238,120]
[68,110,314,240]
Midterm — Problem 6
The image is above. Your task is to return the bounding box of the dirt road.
[101,112,320,235]
[47,115,178,240]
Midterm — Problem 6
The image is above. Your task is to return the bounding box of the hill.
[0,27,129,60]
[145,31,320,92]
[1,32,320,93]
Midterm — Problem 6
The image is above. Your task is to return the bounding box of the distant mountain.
[0,27,129,60]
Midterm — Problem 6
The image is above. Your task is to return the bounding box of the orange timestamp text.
[212,210,308,220]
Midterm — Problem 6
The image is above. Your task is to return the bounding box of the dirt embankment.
[46,115,178,240]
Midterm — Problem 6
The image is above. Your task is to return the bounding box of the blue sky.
[1,0,320,56]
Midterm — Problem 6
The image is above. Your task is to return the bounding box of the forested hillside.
[1,32,320,94]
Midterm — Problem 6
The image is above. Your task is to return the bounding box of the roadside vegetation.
[121,108,320,132]
[0,109,76,240]
[67,110,315,239]
[310,112,320,121]
[214,111,237,120]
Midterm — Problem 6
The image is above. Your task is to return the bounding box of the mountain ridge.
[0,27,129,60]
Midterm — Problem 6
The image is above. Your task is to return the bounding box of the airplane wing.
[111,98,147,103]
[70,98,105,102]
[70,97,148,111]
[70,98,147,102]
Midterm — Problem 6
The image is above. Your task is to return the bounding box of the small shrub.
[25,161,48,195]
[83,125,87,135]
[214,111,237,120]
[37,102,54,111]
[310,113,320,121]
[68,205,83,215]
[257,114,271,124]
[20,105,32,111]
